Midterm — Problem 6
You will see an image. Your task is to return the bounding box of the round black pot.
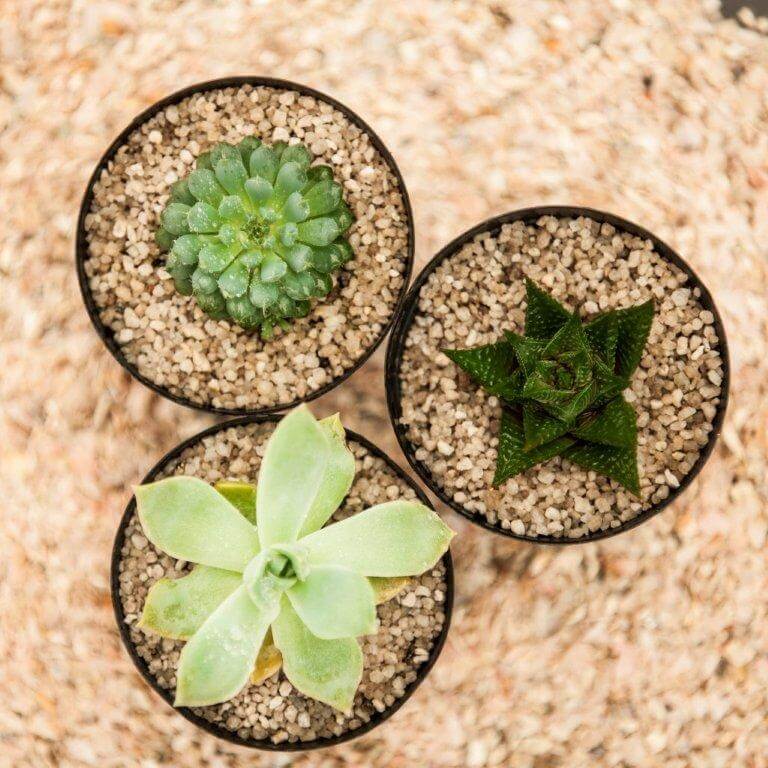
[77,76,415,417]
[111,415,454,750]
[385,206,731,545]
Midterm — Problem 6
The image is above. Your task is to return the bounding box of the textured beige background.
[2,1,768,766]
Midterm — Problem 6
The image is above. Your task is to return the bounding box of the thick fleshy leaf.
[564,441,640,495]
[443,341,521,401]
[297,217,340,247]
[138,565,240,640]
[218,257,250,299]
[494,409,575,486]
[257,406,333,548]
[572,396,637,449]
[135,476,260,571]
[298,414,355,538]
[161,203,191,236]
[187,169,225,207]
[288,565,377,639]
[214,481,256,525]
[175,586,278,707]
[505,332,544,377]
[214,157,248,195]
[281,144,312,170]
[522,406,570,451]
[614,299,655,378]
[271,598,362,712]
[251,629,282,684]
[523,278,571,339]
[300,501,454,577]
[187,202,221,233]
[370,576,412,604]
[585,312,619,366]
[304,180,343,217]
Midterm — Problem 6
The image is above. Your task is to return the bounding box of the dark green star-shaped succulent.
[155,138,354,339]
[444,279,655,495]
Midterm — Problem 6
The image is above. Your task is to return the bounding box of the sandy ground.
[1,1,768,766]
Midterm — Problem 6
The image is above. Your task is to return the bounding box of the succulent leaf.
[443,341,521,401]
[571,395,637,449]
[522,406,570,451]
[288,566,377,640]
[256,405,334,547]
[523,278,571,339]
[369,576,412,603]
[301,500,454,577]
[175,586,278,707]
[135,476,260,572]
[614,299,655,378]
[157,139,355,336]
[214,481,257,525]
[494,409,575,486]
[139,565,241,640]
[564,441,640,495]
[271,598,363,712]
[585,312,620,365]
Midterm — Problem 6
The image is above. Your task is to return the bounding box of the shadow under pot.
[386,206,730,544]
[112,414,453,750]
[77,76,415,416]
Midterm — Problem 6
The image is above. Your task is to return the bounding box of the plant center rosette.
[134,406,454,711]
[444,279,655,495]
[156,138,354,339]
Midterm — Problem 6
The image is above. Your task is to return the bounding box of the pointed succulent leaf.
[505,332,544,377]
[155,227,175,251]
[585,311,620,365]
[139,565,241,640]
[301,500,454,577]
[614,299,655,378]
[218,257,250,299]
[443,341,521,402]
[329,202,355,233]
[192,268,219,295]
[135,476,260,571]
[271,598,363,712]
[175,586,278,707]
[274,161,307,198]
[196,289,227,319]
[214,481,257,525]
[524,278,571,339]
[172,234,204,265]
[249,145,280,183]
[572,396,637,449]
[288,565,377,640]
[304,180,343,217]
[218,195,247,223]
[237,136,262,165]
[257,406,335,547]
[214,157,248,195]
[170,179,196,206]
[494,409,575,486]
[209,143,242,166]
[244,176,273,203]
[161,203,191,236]
[564,441,640,495]
[187,169,225,206]
[282,191,310,222]
[187,202,222,233]
[297,217,340,247]
[197,242,234,275]
[249,280,279,309]
[306,164,334,185]
[522,406,570,451]
[281,143,312,170]
[295,413,356,537]
[260,253,288,283]
[370,576,412,604]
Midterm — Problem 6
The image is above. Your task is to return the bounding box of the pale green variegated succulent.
[134,406,454,711]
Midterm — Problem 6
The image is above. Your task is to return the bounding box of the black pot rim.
[385,205,731,545]
[110,414,455,751]
[77,76,416,417]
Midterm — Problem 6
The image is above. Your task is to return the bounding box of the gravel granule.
[117,422,447,744]
[83,85,410,411]
[398,215,725,539]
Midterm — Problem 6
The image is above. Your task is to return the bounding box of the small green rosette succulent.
[156,138,354,338]
[135,406,454,711]
[444,279,655,494]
